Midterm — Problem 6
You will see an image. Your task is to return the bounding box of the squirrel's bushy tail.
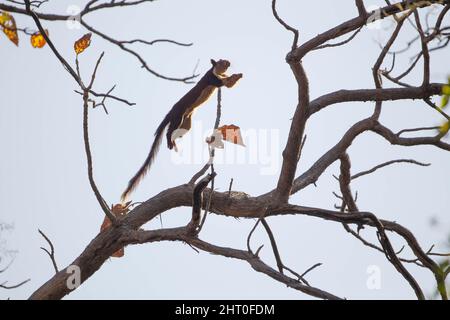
[121,116,170,202]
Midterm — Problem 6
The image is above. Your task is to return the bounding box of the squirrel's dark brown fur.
[121,59,242,201]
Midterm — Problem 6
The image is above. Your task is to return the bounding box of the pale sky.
[1,0,449,299]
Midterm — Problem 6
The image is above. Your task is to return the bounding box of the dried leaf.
[111,247,124,258]
[74,32,92,55]
[112,201,132,216]
[100,215,113,232]
[99,201,132,258]
[218,124,246,146]
[30,29,48,48]
[0,11,19,46]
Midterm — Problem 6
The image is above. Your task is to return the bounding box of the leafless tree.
[1,0,450,300]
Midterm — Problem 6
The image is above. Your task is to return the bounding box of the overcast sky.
[1,0,449,300]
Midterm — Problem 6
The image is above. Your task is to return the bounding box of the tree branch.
[188,173,216,234]
[288,0,450,61]
[271,0,299,50]
[3,0,197,83]
[352,159,430,180]
[38,229,58,274]
[309,84,444,115]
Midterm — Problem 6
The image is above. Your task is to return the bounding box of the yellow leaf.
[443,85,450,96]
[439,121,450,135]
[0,11,10,25]
[30,29,48,48]
[441,95,449,109]
[74,33,92,55]
[0,11,19,46]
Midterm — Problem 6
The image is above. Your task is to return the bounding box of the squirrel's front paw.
[224,73,243,88]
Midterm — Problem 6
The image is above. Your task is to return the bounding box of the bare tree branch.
[0,279,30,290]
[38,229,58,274]
[352,159,431,180]
[82,71,117,223]
[373,122,450,151]
[23,1,134,106]
[338,154,424,299]
[188,173,216,235]
[271,0,299,50]
[274,60,310,203]
[1,0,197,83]
[308,84,444,115]
[7,0,448,301]
[397,126,440,136]
[288,0,450,61]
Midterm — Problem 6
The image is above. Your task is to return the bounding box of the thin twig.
[38,229,58,273]
[300,263,323,279]
[0,279,30,289]
[352,159,431,180]
[188,173,215,235]
[247,219,262,254]
[228,178,234,197]
[314,26,363,50]
[397,126,440,136]
[189,88,222,184]
[82,85,116,223]
[23,0,135,106]
[261,218,284,274]
[119,38,192,46]
[272,0,299,50]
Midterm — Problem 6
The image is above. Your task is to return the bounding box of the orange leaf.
[74,33,92,55]
[0,12,19,46]
[113,202,132,215]
[100,215,112,232]
[111,248,124,258]
[30,29,48,48]
[218,124,245,146]
[99,201,132,258]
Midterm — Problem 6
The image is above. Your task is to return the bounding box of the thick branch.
[289,117,377,194]
[274,62,310,203]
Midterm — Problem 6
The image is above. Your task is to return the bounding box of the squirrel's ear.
[210,59,217,66]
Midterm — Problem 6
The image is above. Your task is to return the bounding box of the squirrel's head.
[211,59,230,76]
